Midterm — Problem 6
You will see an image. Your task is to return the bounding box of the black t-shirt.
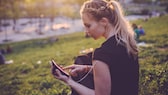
[93,36,139,95]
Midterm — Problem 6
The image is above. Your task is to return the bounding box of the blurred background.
[0,1,168,95]
[0,0,167,43]
[0,0,167,19]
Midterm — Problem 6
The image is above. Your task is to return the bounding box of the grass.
[0,15,168,95]
[132,15,168,95]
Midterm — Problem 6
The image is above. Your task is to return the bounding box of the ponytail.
[109,0,138,57]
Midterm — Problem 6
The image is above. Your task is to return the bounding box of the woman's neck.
[104,24,115,40]
[106,31,115,40]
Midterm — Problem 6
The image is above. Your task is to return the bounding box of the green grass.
[132,15,168,95]
[0,15,168,95]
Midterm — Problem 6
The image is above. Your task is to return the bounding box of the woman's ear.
[99,17,108,27]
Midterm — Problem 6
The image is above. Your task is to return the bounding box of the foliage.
[0,0,84,19]
[133,0,168,4]
[0,15,168,95]
[131,15,168,95]
[0,0,167,19]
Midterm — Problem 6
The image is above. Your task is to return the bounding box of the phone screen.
[51,60,69,77]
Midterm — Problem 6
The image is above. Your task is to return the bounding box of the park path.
[0,15,148,44]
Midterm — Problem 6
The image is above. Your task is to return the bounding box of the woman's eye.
[85,24,90,28]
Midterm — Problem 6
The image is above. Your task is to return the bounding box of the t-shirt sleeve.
[93,48,112,66]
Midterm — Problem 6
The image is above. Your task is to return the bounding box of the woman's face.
[81,13,105,40]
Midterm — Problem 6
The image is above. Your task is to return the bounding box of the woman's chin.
[93,37,98,40]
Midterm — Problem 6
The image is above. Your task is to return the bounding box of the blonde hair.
[80,0,138,57]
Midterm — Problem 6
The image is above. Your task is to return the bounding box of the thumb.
[69,69,78,77]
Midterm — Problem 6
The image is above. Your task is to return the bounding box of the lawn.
[0,15,168,95]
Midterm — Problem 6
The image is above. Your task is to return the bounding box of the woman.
[52,0,139,95]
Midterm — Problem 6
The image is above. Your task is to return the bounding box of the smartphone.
[51,59,69,77]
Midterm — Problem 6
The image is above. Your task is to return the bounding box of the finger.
[52,69,59,77]
[56,69,62,76]
[51,65,56,75]
[63,65,75,70]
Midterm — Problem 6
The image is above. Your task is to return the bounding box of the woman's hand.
[51,64,89,83]
[64,65,88,77]
[53,69,70,83]
[51,63,70,83]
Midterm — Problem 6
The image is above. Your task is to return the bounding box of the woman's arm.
[93,60,111,95]
[66,61,111,95]
[52,60,111,95]
[54,69,95,95]
[67,79,95,95]
[63,65,93,76]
